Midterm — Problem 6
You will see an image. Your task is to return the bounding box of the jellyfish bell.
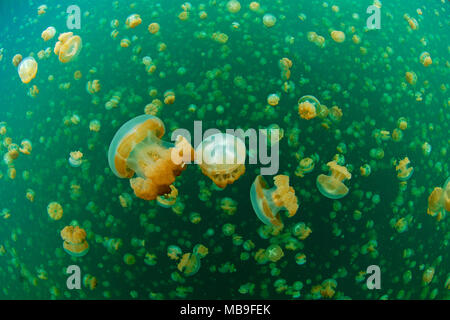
[250,175,299,230]
[54,32,82,63]
[60,226,89,257]
[316,161,352,199]
[298,95,320,120]
[108,115,193,200]
[195,133,246,189]
[17,57,38,84]
[395,157,414,181]
[41,26,56,41]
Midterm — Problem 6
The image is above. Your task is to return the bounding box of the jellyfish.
[12,54,22,67]
[249,2,260,11]
[292,222,312,240]
[41,27,56,41]
[83,274,97,290]
[420,52,432,67]
[320,279,337,298]
[316,160,352,199]
[69,151,83,167]
[295,157,315,177]
[148,23,160,34]
[360,164,371,177]
[167,245,182,260]
[220,197,237,215]
[295,253,307,265]
[265,244,284,262]
[17,57,38,84]
[298,95,319,120]
[422,267,435,285]
[60,226,89,257]
[163,90,176,104]
[267,93,280,106]
[37,5,47,15]
[195,133,246,189]
[47,202,63,220]
[263,14,277,28]
[177,253,201,276]
[86,80,101,94]
[54,32,82,63]
[330,30,345,43]
[405,71,417,85]
[250,175,299,229]
[144,253,157,266]
[108,115,193,200]
[123,253,136,265]
[193,244,208,259]
[227,0,241,13]
[427,177,450,220]
[395,157,414,181]
[125,14,142,28]
[156,185,178,208]
[26,189,35,202]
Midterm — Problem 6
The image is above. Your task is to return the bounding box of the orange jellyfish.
[330,30,345,43]
[17,57,38,84]
[267,93,280,106]
[125,14,142,28]
[41,26,56,41]
[250,175,299,229]
[177,253,201,276]
[54,32,82,63]
[108,115,194,200]
[156,185,178,208]
[419,52,432,67]
[148,23,160,34]
[395,157,414,181]
[12,54,22,67]
[405,71,417,85]
[47,202,63,220]
[316,161,352,199]
[298,95,319,120]
[195,133,246,189]
[60,225,89,257]
[427,177,450,220]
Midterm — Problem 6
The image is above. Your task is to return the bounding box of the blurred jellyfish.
[69,151,83,167]
[263,14,277,28]
[108,115,193,200]
[195,133,246,189]
[125,14,142,28]
[316,161,352,199]
[298,95,319,120]
[60,226,89,257]
[54,32,82,63]
[41,26,56,41]
[167,245,183,260]
[395,157,414,181]
[177,253,201,276]
[17,57,38,84]
[148,23,160,34]
[156,185,178,208]
[220,197,237,215]
[47,202,63,220]
[250,175,299,229]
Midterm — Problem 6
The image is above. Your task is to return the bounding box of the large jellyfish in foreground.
[316,161,352,199]
[250,175,299,229]
[427,177,450,221]
[195,133,246,189]
[108,115,193,200]
[17,57,38,83]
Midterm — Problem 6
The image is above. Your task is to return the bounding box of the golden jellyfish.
[125,14,142,28]
[395,157,414,181]
[427,178,450,220]
[17,57,38,84]
[249,2,260,12]
[330,30,345,43]
[26,189,35,202]
[28,85,39,98]
[298,95,319,120]
[37,4,47,15]
[178,11,190,21]
[444,177,450,213]
[177,253,201,276]
[69,151,83,167]
[227,0,241,13]
[195,133,246,189]
[83,274,97,290]
[250,175,299,229]
[420,52,432,67]
[405,71,417,85]
[263,14,277,28]
[108,115,194,200]
[148,23,160,34]
[316,161,352,199]
[60,225,89,257]
[41,26,56,41]
[422,267,435,285]
[156,185,178,208]
[12,54,22,67]
[279,57,292,81]
[54,32,82,63]
[220,197,238,215]
[86,80,101,94]
[47,202,63,220]
[89,120,101,132]
[267,93,280,106]
[295,157,315,178]
[19,139,32,155]
[163,90,176,104]
[73,70,82,80]
[398,117,408,130]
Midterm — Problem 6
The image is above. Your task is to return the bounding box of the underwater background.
[0,0,449,299]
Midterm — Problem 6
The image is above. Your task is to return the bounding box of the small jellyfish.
[148,23,160,34]
[330,30,345,43]
[395,157,414,181]
[316,161,352,199]
[193,244,208,259]
[144,253,157,266]
[195,133,246,189]
[69,151,83,167]
[265,244,284,262]
[167,245,183,260]
[47,202,63,220]
[123,253,136,265]
[12,54,22,67]
[295,157,315,178]
[83,274,97,290]
[37,4,47,15]
[298,95,319,120]
[220,197,237,215]
[41,26,56,41]
[125,14,142,28]
[250,175,299,229]
[54,32,82,63]
[108,115,194,200]
[226,0,241,13]
[17,57,38,84]
[177,253,201,276]
[295,253,307,265]
[420,52,432,67]
[60,226,89,257]
[422,267,435,285]
[405,71,417,85]
[86,80,101,94]
[263,14,277,28]
[156,185,178,208]
[267,93,280,106]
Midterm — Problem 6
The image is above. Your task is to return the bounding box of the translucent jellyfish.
[298,95,319,120]
[47,202,63,220]
[330,30,345,43]
[41,27,56,41]
[37,5,47,15]
[148,23,160,34]
[163,90,176,104]
[420,52,432,67]
[125,14,142,28]
[427,177,450,220]
[86,80,101,94]
[195,133,246,189]
[360,164,371,177]
[60,226,89,257]
[295,157,315,177]
[316,161,352,199]
[265,244,284,262]
[395,157,414,181]
[177,253,201,276]
[17,57,38,84]
[250,175,299,229]
[249,2,260,12]
[108,115,193,200]
[123,253,136,265]
[83,274,97,290]
[422,267,435,285]
[263,14,277,28]
[69,151,83,167]
[267,93,280,106]
[320,279,337,298]
[167,245,183,260]
[89,120,101,132]
[156,185,178,208]
[12,54,22,67]
[295,253,307,265]
[193,244,208,259]
[54,32,82,63]
[292,222,312,240]
[26,189,35,202]
[405,71,417,85]
[220,197,237,215]
[226,0,241,13]
[144,253,157,266]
